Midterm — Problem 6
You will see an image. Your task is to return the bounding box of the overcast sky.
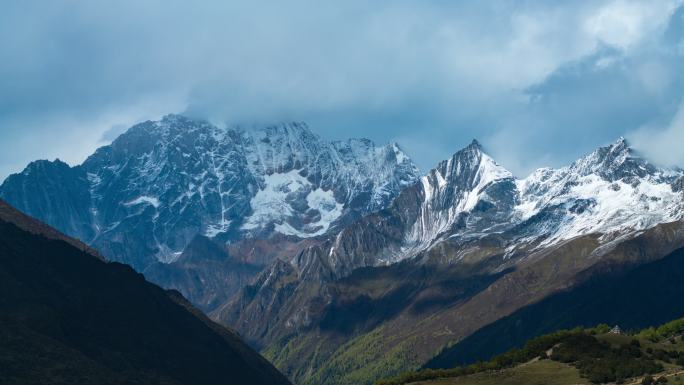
[1,0,683,180]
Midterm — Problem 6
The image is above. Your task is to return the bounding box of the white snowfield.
[240,169,344,238]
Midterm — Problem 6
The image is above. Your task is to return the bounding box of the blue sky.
[1,0,683,180]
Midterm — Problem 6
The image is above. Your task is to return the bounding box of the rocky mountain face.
[220,138,684,385]
[143,235,263,311]
[0,198,291,385]
[0,159,96,244]
[0,114,418,272]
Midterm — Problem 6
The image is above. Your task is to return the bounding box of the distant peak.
[468,139,483,150]
[159,113,194,124]
[243,121,312,134]
[388,142,414,166]
[445,139,486,162]
[161,113,181,120]
[25,158,71,171]
[582,137,633,161]
[573,136,658,181]
[433,138,510,180]
[390,141,405,153]
[610,136,630,151]
[603,136,634,159]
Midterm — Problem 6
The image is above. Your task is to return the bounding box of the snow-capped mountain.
[511,137,684,249]
[403,140,517,253]
[0,115,419,270]
[296,137,684,278]
[404,136,684,257]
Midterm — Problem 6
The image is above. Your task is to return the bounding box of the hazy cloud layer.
[1,0,683,179]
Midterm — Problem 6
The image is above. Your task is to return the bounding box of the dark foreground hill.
[0,199,291,385]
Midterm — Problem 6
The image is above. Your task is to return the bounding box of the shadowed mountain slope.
[0,199,291,385]
[425,241,684,369]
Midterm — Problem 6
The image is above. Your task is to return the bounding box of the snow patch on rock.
[124,196,160,208]
[304,187,344,235]
[242,170,344,237]
[242,170,311,231]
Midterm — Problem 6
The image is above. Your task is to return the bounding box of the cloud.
[583,0,679,49]
[100,125,130,142]
[629,103,684,167]
[482,2,684,176]
[0,0,683,179]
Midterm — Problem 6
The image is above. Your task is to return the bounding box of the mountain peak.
[239,121,321,150]
[389,142,414,166]
[154,113,199,131]
[4,158,76,181]
[160,113,188,122]
[572,137,659,182]
[608,136,630,154]
[424,139,513,203]
[465,139,484,153]
[26,158,70,170]
[435,139,503,177]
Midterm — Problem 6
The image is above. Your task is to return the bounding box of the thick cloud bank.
[0,0,683,179]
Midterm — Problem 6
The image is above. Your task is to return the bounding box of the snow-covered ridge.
[61,114,421,266]
[392,137,683,263]
[402,140,515,253]
[512,138,684,247]
[3,112,681,273]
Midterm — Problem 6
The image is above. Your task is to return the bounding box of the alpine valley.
[3,114,684,385]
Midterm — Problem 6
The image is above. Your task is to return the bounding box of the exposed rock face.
[0,115,419,272]
[143,235,263,311]
[0,159,95,243]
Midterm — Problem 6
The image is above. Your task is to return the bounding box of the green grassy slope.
[409,360,583,385]
[377,319,684,385]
